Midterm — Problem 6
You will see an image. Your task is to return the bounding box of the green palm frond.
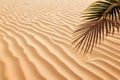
[83,0,120,20]
[73,0,120,55]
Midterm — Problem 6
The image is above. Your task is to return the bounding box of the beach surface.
[0,0,120,80]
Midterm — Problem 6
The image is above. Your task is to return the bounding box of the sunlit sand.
[0,0,120,80]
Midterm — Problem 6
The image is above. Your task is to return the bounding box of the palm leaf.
[73,0,120,55]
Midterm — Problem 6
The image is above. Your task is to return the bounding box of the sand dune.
[0,0,120,80]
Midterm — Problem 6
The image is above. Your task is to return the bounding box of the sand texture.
[0,0,120,80]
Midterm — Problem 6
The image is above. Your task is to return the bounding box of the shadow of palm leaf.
[73,0,120,55]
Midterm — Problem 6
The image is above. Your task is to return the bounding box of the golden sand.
[0,0,120,80]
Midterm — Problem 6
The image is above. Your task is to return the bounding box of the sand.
[0,0,120,80]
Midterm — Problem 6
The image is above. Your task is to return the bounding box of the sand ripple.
[0,0,120,80]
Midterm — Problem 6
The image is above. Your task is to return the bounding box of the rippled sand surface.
[0,0,120,80]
